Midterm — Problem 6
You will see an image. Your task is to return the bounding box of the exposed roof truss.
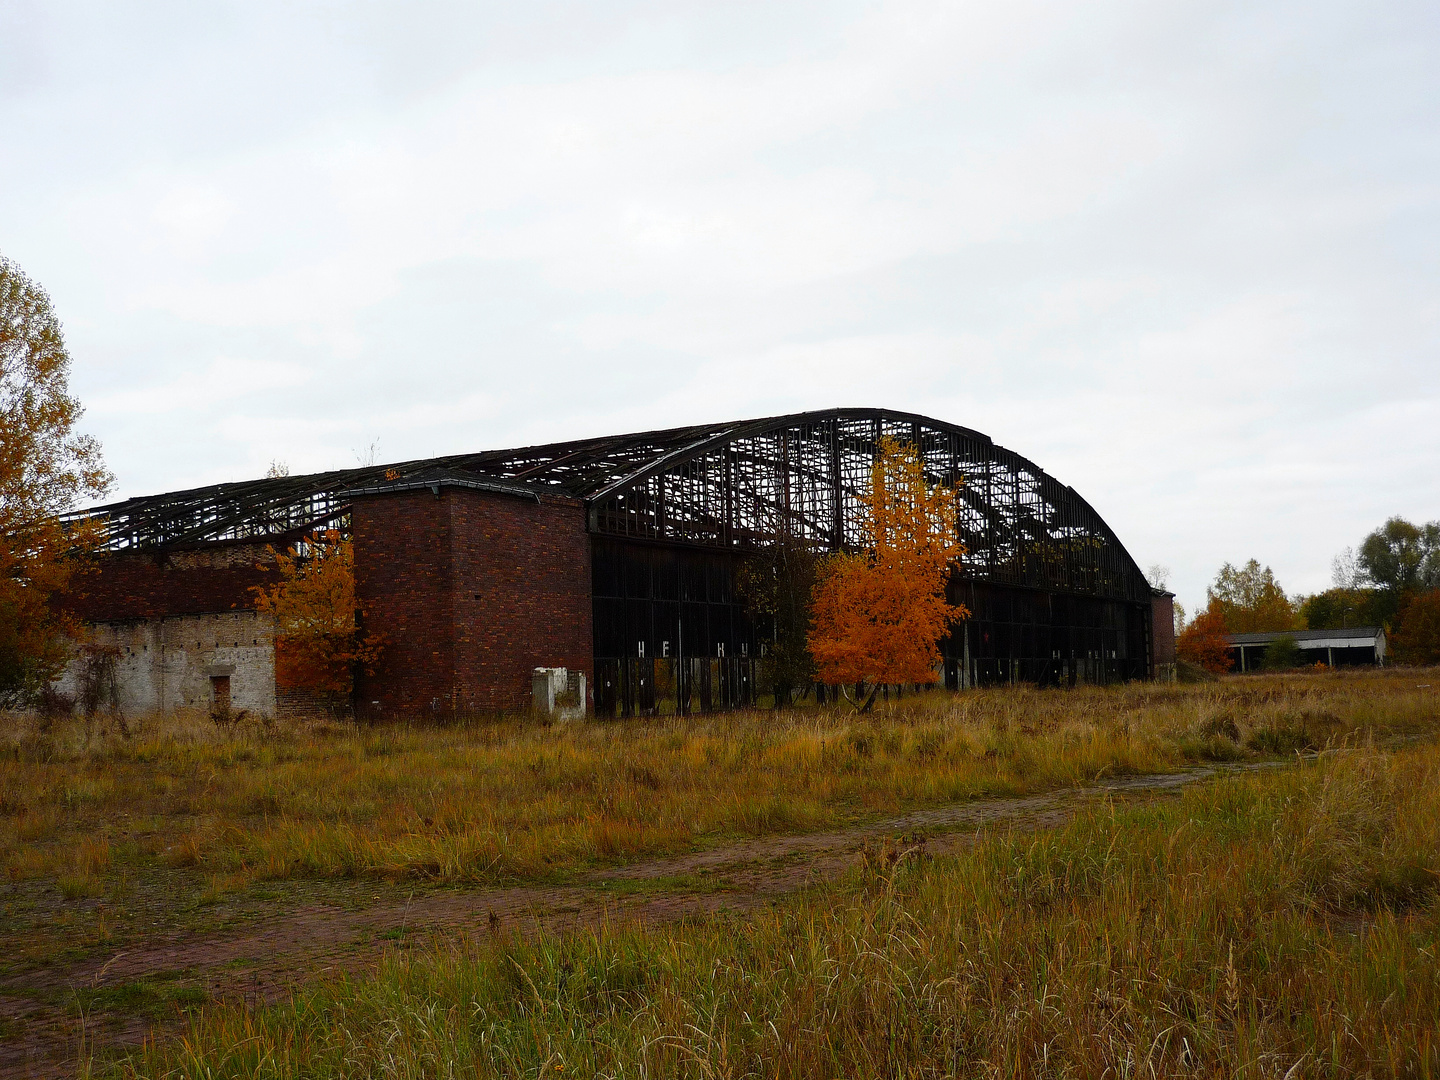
[68,408,1149,602]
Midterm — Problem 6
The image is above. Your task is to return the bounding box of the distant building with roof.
[1224,627,1387,672]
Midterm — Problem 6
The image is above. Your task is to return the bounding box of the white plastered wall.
[55,610,277,717]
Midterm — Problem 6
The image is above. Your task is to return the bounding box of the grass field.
[1,670,1436,975]
[1,669,1438,1076]
[114,718,1440,1078]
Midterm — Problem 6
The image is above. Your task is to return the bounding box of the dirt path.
[0,764,1247,1078]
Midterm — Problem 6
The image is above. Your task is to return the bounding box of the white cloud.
[0,0,1436,611]
[89,355,312,417]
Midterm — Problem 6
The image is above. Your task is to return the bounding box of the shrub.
[1262,634,1302,670]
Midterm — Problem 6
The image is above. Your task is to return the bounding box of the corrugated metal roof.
[1224,628,1384,644]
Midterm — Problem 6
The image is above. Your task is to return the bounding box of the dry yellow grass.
[113,717,1440,1079]
[2,670,1434,900]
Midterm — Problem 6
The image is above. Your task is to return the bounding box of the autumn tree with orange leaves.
[808,437,968,710]
[1175,607,1232,674]
[1205,559,1297,633]
[251,531,383,701]
[1,256,112,707]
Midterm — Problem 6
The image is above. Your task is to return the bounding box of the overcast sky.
[2,0,1436,613]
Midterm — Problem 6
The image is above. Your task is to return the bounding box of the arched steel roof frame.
[581,409,1149,604]
[67,408,1148,604]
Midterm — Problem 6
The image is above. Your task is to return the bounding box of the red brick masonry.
[61,543,278,622]
[1151,593,1176,668]
[352,486,592,715]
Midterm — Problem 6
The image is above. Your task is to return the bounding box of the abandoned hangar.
[60,408,1175,718]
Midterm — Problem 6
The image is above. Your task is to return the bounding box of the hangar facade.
[60,409,1173,718]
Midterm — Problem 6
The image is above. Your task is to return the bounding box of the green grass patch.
[72,978,207,1023]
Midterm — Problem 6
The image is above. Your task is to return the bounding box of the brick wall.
[276,686,350,720]
[61,543,279,621]
[1151,593,1176,666]
[351,488,455,714]
[352,486,592,715]
[450,489,592,713]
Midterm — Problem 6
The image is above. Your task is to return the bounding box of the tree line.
[1175,522,1440,672]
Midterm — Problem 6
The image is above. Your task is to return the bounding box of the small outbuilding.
[1225,627,1387,672]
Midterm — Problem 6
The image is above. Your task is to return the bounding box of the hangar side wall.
[590,538,756,662]
[54,544,281,717]
[943,579,1151,687]
[54,611,277,716]
[352,487,591,715]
